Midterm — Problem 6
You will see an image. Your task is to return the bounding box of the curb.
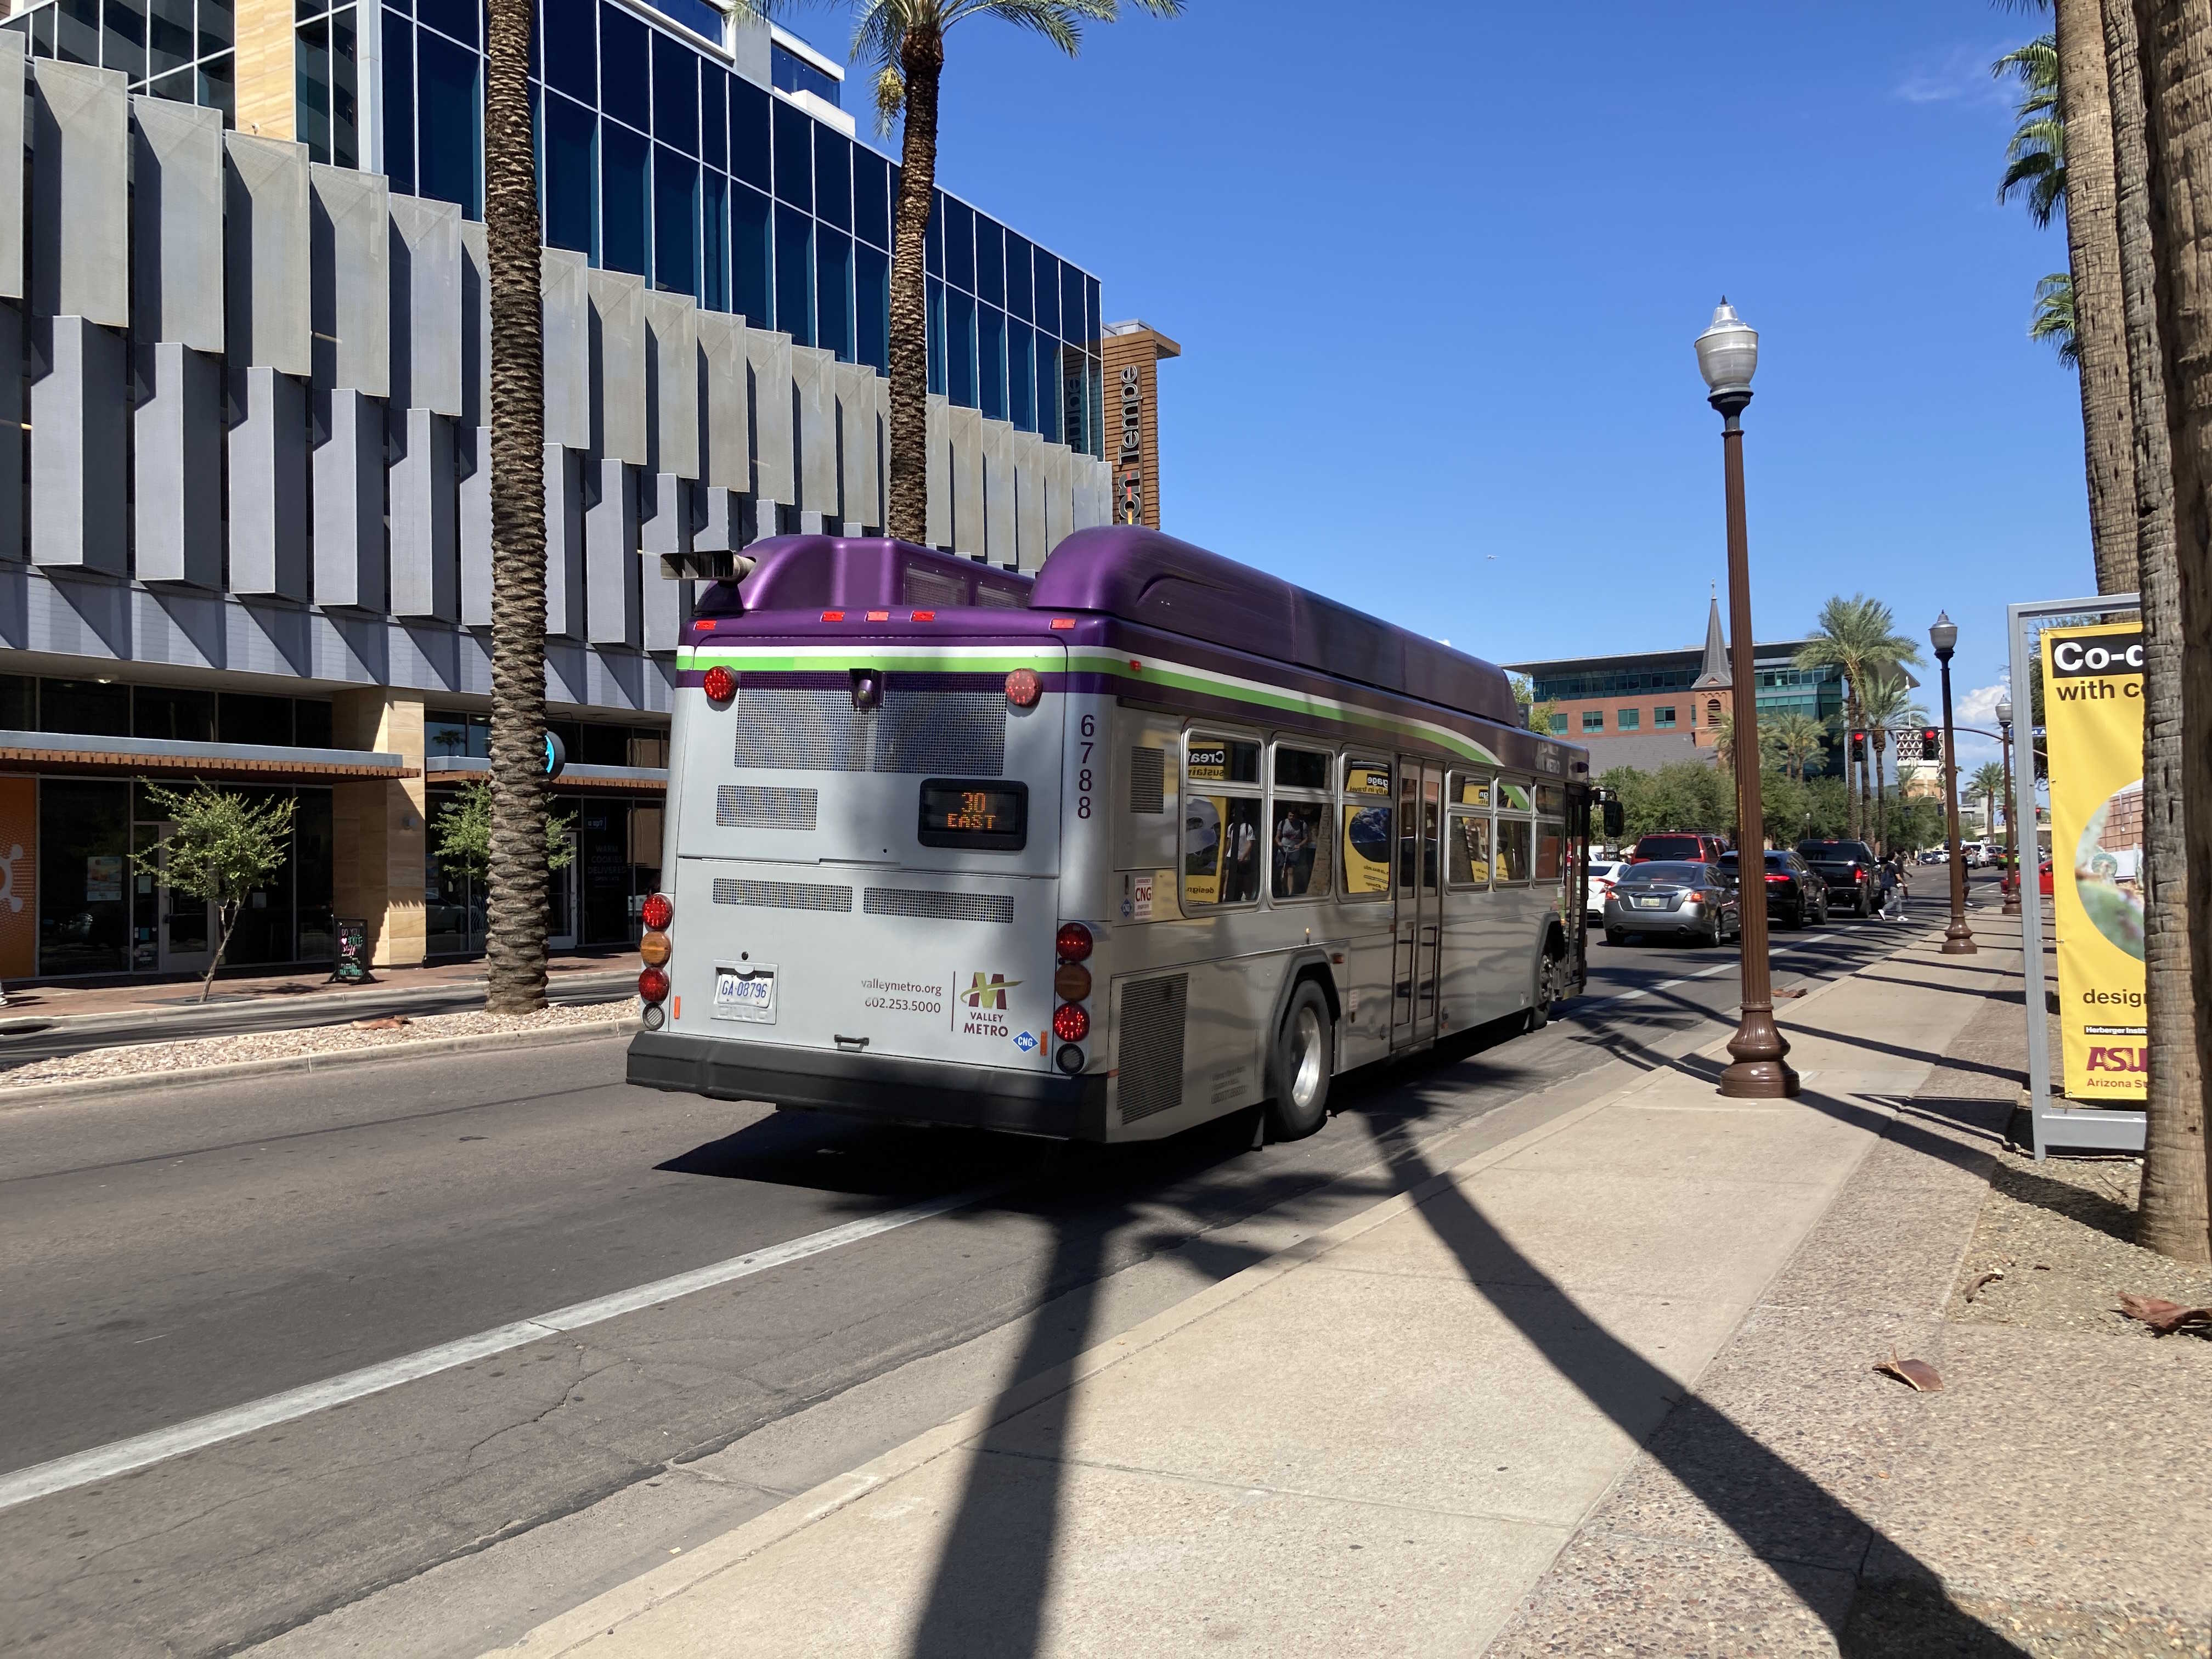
[0,1014,642,1111]
[0,971,641,1034]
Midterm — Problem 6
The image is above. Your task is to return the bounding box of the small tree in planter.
[130,782,298,1003]
[433,779,575,891]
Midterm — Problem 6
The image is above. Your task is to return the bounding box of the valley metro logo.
[963,972,1021,1010]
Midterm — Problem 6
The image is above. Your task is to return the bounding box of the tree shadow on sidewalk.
[1363,1115,2029,1656]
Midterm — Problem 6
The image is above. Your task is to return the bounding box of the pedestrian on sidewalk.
[1877,854,1906,921]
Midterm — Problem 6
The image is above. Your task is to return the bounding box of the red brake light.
[1049,618,1075,630]
[1056,922,1093,962]
[641,892,673,931]
[822,610,845,622]
[1766,873,1788,883]
[911,610,935,621]
[701,665,736,703]
[1052,1002,1090,1042]
[1006,668,1042,708]
[637,966,670,1004]
[692,618,715,632]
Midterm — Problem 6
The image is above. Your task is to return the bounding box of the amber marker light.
[1054,962,1092,1002]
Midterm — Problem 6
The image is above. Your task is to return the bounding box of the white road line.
[0,1186,997,1514]
[1573,961,1735,1013]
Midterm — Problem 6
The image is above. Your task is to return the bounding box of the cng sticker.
[1014,1030,1039,1054]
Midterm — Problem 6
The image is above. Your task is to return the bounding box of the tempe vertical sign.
[2041,623,2147,1101]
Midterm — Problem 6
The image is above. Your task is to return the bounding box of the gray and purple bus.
[626,527,1594,1143]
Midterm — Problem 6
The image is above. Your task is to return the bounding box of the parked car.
[2039,858,2055,897]
[1918,849,1946,865]
[1628,832,1729,866]
[1604,861,1742,947]
[1584,859,1627,923]
[1719,849,1829,928]
[1795,839,1881,916]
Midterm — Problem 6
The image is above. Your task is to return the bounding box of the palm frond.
[2029,270,2080,366]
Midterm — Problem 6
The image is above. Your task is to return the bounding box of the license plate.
[1631,896,1666,909]
[713,965,777,1023]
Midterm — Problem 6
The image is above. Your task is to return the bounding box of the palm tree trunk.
[1873,732,1888,856]
[2131,0,2212,1263]
[2105,0,2203,1260]
[885,29,944,545]
[482,0,550,1015]
[2062,0,2145,594]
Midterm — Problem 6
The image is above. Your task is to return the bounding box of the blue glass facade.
[1,0,1106,457]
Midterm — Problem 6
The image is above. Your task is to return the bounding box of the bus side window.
[1270,742,1334,901]
[1341,758,1391,897]
[1447,810,1492,888]
[1536,820,1565,880]
[1185,731,1263,909]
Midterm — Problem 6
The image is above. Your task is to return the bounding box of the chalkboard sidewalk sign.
[332,918,374,984]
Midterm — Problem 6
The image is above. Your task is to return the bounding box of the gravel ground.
[0,999,638,1087]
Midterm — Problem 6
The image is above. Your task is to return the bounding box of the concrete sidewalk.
[487,920,2036,1658]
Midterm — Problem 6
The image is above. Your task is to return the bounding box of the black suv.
[1795,840,1879,916]
[1720,849,1829,928]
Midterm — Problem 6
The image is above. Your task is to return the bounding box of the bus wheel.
[1265,983,1334,1141]
[1526,952,1562,1031]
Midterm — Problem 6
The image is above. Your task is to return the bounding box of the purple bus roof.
[706,528,1519,728]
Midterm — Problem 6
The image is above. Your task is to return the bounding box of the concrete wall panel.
[746,327,793,505]
[460,221,489,427]
[693,485,740,552]
[585,456,640,646]
[0,35,24,302]
[542,249,590,449]
[387,194,461,417]
[1013,430,1046,571]
[926,394,950,550]
[642,470,691,558]
[29,315,128,574]
[1045,442,1073,552]
[459,425,492,627]
[947,405,983,556]
[545,443,586,639]
[312,387,385,610]
[222,133,312,377]
[697,310,747,491]
[129,97,224,352]
[980,416,1014,566]
[791,345,836,515]
[588,269,647,467]
[645,291,699,479]
[0,305,21,560]
[389,404,457,619]
[30,61,128,329]
[226,363,309,597]
[310,163,390,396]
[834,362,879,532]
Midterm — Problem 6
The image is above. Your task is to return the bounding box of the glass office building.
[0,0,1108,459]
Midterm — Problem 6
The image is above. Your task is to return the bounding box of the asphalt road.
[0,969,639,1073]
[0,882,1989,1657]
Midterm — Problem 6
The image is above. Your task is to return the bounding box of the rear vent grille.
[863,888,1017,924]
[873,691,1006,775]
[1116,974,1188,1125]
[900,565,968,608]
[716,785,819,830]
[1127,747,1165,815]
[732,689,868,771]
[711,878,854,912]
[728,687,1005,776]
[974,582,1025,610]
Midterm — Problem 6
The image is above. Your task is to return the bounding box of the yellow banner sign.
[2041,623,2146,1100]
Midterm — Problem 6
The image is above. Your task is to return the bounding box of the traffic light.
[1921,726,1943,760]
[1849,731,1867,765]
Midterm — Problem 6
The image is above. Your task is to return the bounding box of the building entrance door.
[546,850,577,952]
[1390,759,1443,1053]
[156,825,216,975]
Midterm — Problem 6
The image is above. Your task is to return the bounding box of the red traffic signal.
[1849,731,1867,764]
[1921,727,1943,759]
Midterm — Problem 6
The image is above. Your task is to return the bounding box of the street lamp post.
[1697,300,1798,1099]
[1931,613,1978,955]
[1997,696,2020,918]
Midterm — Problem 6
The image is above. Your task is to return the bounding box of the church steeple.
[1692,588,1731,690]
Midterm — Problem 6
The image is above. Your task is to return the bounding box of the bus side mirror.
[1602,799,1624,839]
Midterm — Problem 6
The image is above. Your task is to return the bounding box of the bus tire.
[1265,981,1334,1141]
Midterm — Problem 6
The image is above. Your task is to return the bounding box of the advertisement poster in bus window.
[2042,623,2147,1101]
[1184,795,1261,906]
[0,777,33,979]
[1342,763,1391,895]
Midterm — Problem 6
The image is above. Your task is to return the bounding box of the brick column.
[331,691,428,968]
[1099,321,1180,531]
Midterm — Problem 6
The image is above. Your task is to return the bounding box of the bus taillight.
[1055,922,1092,962]
[639,966,670,1006]
[702,666,736,703]
[1052,1002,1089,1043]
[641,892,673,931]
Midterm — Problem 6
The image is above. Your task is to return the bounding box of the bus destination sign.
[917,780,1030,851]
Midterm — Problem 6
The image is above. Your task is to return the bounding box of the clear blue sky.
[795,2,2077,770]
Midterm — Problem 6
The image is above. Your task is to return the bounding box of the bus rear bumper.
[625,1031,1110,1140]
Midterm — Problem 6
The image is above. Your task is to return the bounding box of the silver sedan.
[1602,861,1742,947]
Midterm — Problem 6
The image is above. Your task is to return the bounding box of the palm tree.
[1795,597,1923,845]
[481,0,550,1012]
[2031,271,2081,364]
[1766,712,1827,782]
[2049,0,2138,594]
[1970,761,2008,847]
[844,0,1183,544]
[1857,668,1927,856]
[2113,0,2209,1264]
[1996,33,2066,228]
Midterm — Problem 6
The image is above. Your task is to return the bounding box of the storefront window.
[40,778,130,974]
[136,685,217,742]
[41,679,130,737]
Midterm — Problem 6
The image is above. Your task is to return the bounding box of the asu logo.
[963,972,1021,1011]
[2086,1045,2148,1074]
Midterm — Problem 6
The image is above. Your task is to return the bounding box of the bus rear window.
[918,780,1028,851]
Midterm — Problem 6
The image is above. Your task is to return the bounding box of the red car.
[1628,832,1729,866]
[2040,859,2054,897]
